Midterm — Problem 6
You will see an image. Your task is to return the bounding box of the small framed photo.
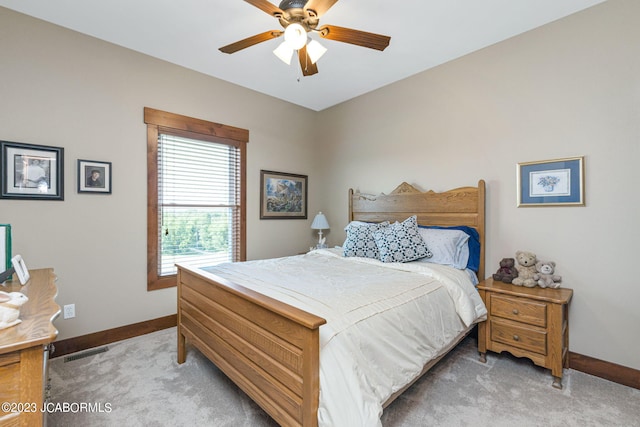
[78,159,112,194]
[11,254,30,285]
[260,170,307,219]
[517,156,584,207]
[0,140,64,200]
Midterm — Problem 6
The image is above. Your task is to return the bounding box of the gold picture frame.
[517,156,584,207]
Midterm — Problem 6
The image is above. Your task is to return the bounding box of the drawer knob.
[512,309,519,315]
[513,335,520,341]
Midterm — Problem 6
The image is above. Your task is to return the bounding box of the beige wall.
[318,0,640,370]
[1,0,639,371]
[0,8,320,340]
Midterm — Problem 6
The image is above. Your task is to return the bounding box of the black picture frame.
[78,159,112,194]
[0,140,64,200]
[260,170,308,219]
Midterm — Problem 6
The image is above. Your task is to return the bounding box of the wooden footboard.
[177,263,326,427]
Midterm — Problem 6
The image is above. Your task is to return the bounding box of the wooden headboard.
[349,180,486,280]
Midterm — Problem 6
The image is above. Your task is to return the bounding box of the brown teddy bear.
[533,261,562,288]
[492,258,519,283]
[512,250,537,287]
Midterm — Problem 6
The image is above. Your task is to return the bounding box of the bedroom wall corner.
[315,0,640,371]
[0,7,319,340]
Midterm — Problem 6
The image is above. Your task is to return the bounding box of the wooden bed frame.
[177,180,485,427]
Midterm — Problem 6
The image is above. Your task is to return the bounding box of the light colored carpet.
[47,328,640,426]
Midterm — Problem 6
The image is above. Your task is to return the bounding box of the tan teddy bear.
[533,261,562,288]
[512,250,537,287]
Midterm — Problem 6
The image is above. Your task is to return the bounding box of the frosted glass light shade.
[273,42,294,64]
[311,212,330,230]
[284,23,307,50]
[306,39,327,64]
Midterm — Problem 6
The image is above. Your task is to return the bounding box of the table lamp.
[311,212,330,249]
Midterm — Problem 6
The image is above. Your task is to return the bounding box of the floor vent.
[64,346,109,362]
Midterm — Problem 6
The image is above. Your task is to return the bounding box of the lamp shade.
[273,41,294,65]
[284,23,307,50]
[306,39,327,64]
[311,212,330,230]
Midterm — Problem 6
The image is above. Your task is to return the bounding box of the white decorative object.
[311,212,330,249]
[0,291,28,329]
[12,255,30,285]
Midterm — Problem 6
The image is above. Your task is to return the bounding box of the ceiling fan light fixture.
[284,23,307,50]
[273,41,294,65]
[306,39,327,64]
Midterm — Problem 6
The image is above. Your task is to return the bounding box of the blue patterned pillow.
[372,216,433,263]
[343,221,389,259]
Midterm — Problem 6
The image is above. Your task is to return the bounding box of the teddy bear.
[533,261,562,288]
[492,258,519,283]
[511,250,538,287]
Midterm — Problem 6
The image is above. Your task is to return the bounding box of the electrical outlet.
[63,304,75,319]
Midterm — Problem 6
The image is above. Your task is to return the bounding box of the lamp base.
[315,229,327,249]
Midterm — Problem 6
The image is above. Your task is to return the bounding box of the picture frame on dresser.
[0,140,64,200]
[11,254,30,285]
[517,156,584,207]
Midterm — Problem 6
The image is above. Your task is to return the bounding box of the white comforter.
[204,248,487,427]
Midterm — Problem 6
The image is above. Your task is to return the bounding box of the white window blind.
[157,133,241,276]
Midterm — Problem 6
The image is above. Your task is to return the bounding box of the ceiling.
[0,0,605,111]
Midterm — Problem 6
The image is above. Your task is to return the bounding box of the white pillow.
[416,228,470,269]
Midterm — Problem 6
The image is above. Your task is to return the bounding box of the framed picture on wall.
[260,170,308,219]
[78,159,112,194]
[517,156,584,207]
[0,140,64,200]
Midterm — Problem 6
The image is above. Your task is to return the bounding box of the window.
[145,108,248,290]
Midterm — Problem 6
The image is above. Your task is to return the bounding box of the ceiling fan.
[219,0,391,76]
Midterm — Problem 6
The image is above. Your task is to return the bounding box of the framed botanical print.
[517,156,584,207]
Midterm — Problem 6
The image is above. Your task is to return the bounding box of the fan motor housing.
[278,0,319,31]
[279,0,307,9]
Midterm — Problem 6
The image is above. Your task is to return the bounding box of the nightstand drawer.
[491,294,547,327]
[491,319,547,355]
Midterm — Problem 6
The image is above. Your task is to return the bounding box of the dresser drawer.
[490,318,547,355]
[491,294,547,327]
[0,353,21,417]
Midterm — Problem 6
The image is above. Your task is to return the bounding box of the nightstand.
[477,278,573,389]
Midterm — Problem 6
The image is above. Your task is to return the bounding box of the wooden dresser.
[0,268,60,427]
[477,278,573,389]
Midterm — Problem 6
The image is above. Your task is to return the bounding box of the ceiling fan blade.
[304,0,339,18]
[298,46,318,76]
[219,30,283,54]
[318,25,390,51]
[244,0,284,17]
